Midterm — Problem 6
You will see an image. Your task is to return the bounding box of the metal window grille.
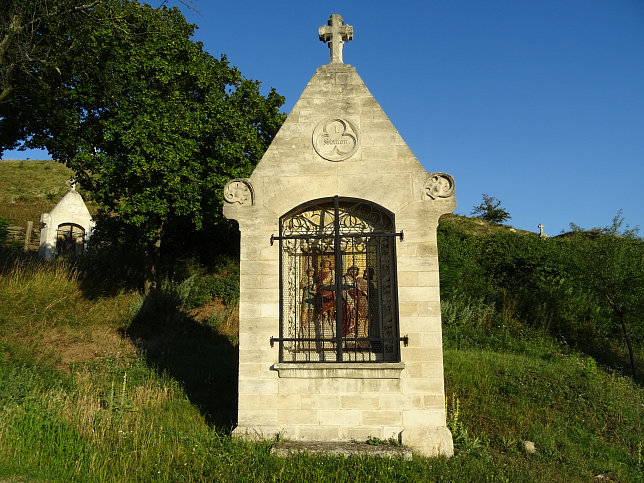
[274,196,402,362]
[55,223,86,257]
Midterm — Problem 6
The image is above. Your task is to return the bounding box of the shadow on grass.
[122,291,238,431]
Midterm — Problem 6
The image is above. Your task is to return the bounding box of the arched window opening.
[56,223,85,257]
[276,196,401,362]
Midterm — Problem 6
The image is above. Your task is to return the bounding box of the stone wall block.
[279,409,318,425]
[298,425,341,441]
[238,410,279,427]
[402,409,446,428]
[340,394,380,410]
[278,378,316,395]
[362,410,402,426]
[238,378,278,396]
[402,378,445,395]
[361,378,401,393]
[380,394,423,410]
[318,409,362,426]
[397,271,419,287]
[301,394,340,410]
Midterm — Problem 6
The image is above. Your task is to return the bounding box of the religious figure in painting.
[341,265,369,339]
[316,260,336,325]
[299,267,317,329]
[364,267,380,351]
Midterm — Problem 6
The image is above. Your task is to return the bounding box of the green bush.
[438,218,643,378]
[0,216,9,245]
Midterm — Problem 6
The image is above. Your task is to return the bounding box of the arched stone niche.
[39,187,94,260]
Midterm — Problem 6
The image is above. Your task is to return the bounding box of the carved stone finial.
[319,14,353,64]
[69,177,77,191]
[224,179,254,206]
[538,223,548,238]
[425,173,455,200]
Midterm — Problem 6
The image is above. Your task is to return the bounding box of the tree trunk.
[143,224,163,296]
[619,317,638,380]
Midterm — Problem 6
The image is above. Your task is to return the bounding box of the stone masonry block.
[417,271,440,287]
[318,410,362,426]
[259,303,279,318]
[397,271,418,287]
[400,348,444,363]
[278,409,319,425]
[238,378,278,396]
[402,409,446,428]
[401,378,445,395]
[361,378,401,393]
[398,301,419,317]
[380,394,423,410]
[341,394,380,410]
[421,332,444,347]
[238,409,278,427]
[238,362,263,379]
[301,394,340,410]
[237,394,261,410]
[317,378,362,394]
[362,410,402,426]
[398,286,432,302]
[423,395,446,409]
[278,378,315,395]
[298,425,341,441]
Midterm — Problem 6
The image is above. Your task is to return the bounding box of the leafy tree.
[471,193,511,224]
[571,212,643,379]
[1,1,285,293]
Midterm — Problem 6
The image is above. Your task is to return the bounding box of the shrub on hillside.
[0,216,8,245]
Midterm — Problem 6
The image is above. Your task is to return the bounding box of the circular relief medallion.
[312,118,359,162]
[425,173,455,200]
[224,178,253,205]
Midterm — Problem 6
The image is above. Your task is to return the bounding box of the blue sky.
[4,0,643,235]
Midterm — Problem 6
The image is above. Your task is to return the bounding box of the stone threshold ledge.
[272,362,405,379]
[270,441,412,460]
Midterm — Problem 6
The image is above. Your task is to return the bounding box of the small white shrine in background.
[39,181,95,259]
[224,14,455,457]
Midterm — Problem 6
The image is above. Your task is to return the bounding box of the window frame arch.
[275,196,403,363]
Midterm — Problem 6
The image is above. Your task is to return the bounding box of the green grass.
[1,250,643,481]
[0,160,98,229]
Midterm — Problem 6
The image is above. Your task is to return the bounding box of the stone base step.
[270,441,412,460]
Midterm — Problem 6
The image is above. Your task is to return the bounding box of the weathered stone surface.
[39,183,94,260]
[224,14,455,459]
[271,441,412,460]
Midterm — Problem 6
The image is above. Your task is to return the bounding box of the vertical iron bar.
[378,237,386,362]
[391,231,401,361]
[278,223,284,362]
[333,196,343,362]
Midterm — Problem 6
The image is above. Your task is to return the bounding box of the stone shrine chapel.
[39,181,94,260]
[223,14,456,457]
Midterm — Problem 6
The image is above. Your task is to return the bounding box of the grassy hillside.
[0,160,77,229]
[1,161,642,480]
[0,251,642,481]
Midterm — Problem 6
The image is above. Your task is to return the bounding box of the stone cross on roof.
[319,14,353,64]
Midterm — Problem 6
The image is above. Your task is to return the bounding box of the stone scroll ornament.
[425,173,455,200]
[224,179,254,205]
[312,118,359,162]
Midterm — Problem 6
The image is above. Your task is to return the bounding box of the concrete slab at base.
[271,441,412,460]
